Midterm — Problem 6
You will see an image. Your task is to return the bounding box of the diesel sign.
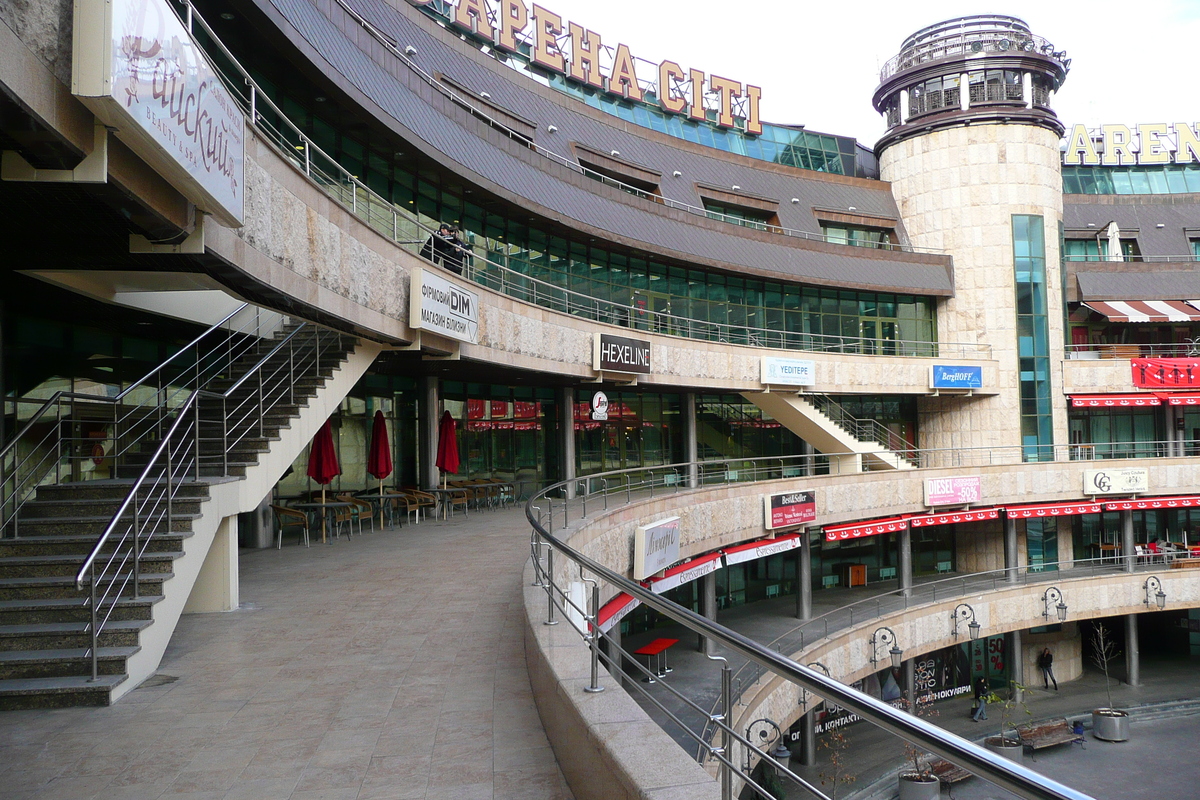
[593,333,651,374]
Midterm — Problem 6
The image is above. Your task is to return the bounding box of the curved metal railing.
[524,475,1095,800]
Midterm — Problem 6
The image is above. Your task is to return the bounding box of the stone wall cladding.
[881,124,1068,454]
[1,0,73,85]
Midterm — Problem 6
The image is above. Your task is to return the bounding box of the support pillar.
[903,659,916,712]
[1009,629,1023,701]
[898,526,912,599]
[798,709,818,766]
[607,617,623,683]
[184,516,239,613]
[419,376,439,490]
[698,570,717,654]
[1125,613,1140,686]
[1122,509,1135,573]
[801,441,814,476]
[684,392,698,488]
[797,530,813,620]
[559,387,576,499]
[1005,516,1019,583]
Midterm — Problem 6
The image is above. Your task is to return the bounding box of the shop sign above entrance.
[594,333,651,374]
[409,267,480,343]
[590,391,609,421]
[634,516,680,580]
[764,490,815,530]
[924,476,981,506]
[762,357,815,387]
[931,365,983,390]
[1084,467,1149,496]
[72,0,245,226]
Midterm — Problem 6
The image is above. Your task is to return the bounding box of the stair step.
[0,674,125,709]
[0,645,140,679]
[0,571,172,601]
[0,619,151,651]
[32,481,210,503]
[9,518,198,539]
[19,498,202,519]
[0,551,183,579]
[0,595,160,625]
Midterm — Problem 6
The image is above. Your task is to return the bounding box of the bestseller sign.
[764,491,815,530]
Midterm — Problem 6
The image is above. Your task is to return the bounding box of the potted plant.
[897,692,941,800]
[1090,622,1130,742]
[984,680,1029,762]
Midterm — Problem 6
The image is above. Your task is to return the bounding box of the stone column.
[560,387,576,498]
[798,709,818,766]
[801,441,815,476]
[684,392,698,488]
[903,659,916,712]
[419,376,439,490]
[698,570,717,654]
[1125,614,1140,686]
[1122,509,1135,573]
[797,531,812,620]
[1005,516,1019,583]
[898,527,913,599]
[1009,629,1024,701]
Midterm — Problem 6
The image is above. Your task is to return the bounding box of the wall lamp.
[870,626,903,669]
[1042,587,1068,622]
[744,717,790,772]
[1144,576,1167,610]
[404,45,417,57]
[951,603,981,640]
[799,662,831,707]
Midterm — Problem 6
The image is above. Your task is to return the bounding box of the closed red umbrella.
[435,410,460,485]
[306,419,341,542]
[367,410,392,527]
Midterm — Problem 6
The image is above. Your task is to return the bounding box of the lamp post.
[871,626,903,669]
[951,603,981,640]
[743,717,791,773]
[1144,576,1166,610]
[1042,586,1068,622]
[799,661,831,707]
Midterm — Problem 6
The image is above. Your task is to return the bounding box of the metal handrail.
[803,393,919,465]
[525,485,1094,800]
[172,2,977,362]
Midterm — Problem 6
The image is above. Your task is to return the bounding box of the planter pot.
[1092,708,1130,742]
[984,736,1024,762]
[898,774,941,800]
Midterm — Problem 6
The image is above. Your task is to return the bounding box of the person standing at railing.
[420,223,469,275]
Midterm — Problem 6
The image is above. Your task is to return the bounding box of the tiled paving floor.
[0,507,573,800]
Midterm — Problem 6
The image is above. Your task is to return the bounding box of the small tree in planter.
[984,680,1030,761]
[897,692,940,800]
[818,728,856,800]
[1090,622,1130,741]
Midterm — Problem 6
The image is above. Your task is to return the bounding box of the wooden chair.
[338,494,375,534]
[400,489,437,524]
[271,504,310,549]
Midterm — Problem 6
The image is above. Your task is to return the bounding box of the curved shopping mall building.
[3,0,1200,795]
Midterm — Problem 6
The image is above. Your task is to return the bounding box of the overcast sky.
[531,0,1200,145]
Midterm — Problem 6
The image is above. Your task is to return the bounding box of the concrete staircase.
[0,324,372,709]
[746,392,917,472]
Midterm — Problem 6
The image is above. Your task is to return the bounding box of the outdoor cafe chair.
[271,504,310,548]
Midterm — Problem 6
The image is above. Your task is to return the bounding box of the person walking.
[1038,647,1058,690]
[972,676,989,722]
[419,223,468,275]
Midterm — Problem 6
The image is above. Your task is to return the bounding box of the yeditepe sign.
[762,357,815,387]
[410,267,480,343]
[73,0,245,226]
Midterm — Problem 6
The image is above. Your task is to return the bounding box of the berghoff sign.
[594,333,651,374]
[410,267,481,343]
[633,516,680,580]
[1063,123,1200,166]
[409,0,761,134]
[72,0,245,226]
[1083,468,1149,496]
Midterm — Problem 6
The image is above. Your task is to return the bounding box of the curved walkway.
[0,508,571,800]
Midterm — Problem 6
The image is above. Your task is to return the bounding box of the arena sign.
[1062,123,1200,166]
[412,0,762,134]
[72,0,245,226]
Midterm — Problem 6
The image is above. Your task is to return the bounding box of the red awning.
[1083,300,1200,323]
[1164,393,1200,406]
[908,508,1001,528]
[1070,394,1161,408]
[1104,495,1200,511]
[824,516,907,542]
[723,533,803,566]
[1005,502,1103,518]
[597,593,640,633]
[648,552,723,594]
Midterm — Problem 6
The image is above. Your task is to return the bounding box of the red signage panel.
[765,491,816,530]
[1131,358,1200,388]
